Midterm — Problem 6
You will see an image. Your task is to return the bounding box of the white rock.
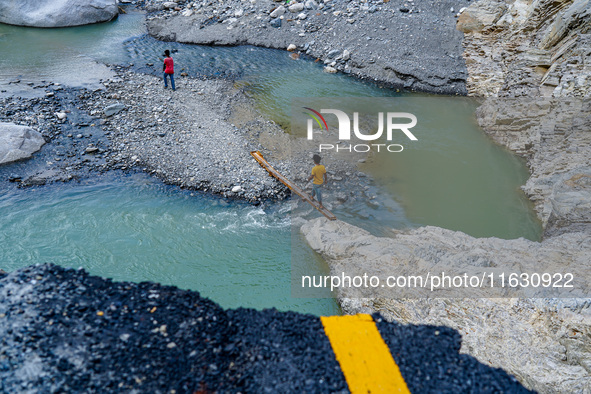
[298,12,307,19]
[342,49,351,61]
[269,5,285,18]
[0,123,45,165]
[163,2,178,9]
[56,112,67,120]
[288,3,305,13]
[287,44,297,51]
[0,0,118,27]
[323,66,337,73]
[304,0,318,9]
[232,186,242,193]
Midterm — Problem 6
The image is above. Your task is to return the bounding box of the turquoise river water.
[0,9,542,315]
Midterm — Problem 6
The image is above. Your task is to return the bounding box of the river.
[0,8,542,316]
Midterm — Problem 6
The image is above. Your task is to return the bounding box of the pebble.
[288,3,305,13]
[270,17,282,28]
[104,103,126,117]
[269,5,285,18]
[327,49,341,59]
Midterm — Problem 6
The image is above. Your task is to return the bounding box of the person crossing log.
[250,151,337,221]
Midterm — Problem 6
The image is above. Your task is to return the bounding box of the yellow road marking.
[321,314,411,394]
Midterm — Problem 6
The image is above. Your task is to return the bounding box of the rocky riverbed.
[300,0,591,392]
[1,67,373,206]
[1,0,589,391]
[142,0,470,94]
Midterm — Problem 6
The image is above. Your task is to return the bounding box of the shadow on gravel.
[0,264,532,393]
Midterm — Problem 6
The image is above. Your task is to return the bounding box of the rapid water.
[0,8,542,315]
[0,175,338,315]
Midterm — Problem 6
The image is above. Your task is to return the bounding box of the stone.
[163,2,178,9]
[327,49,341,59]
[304,0,318,9]
[269,6,285,18]
[56,112,67,120]
[342,50,351,61]
[298,13,307,20]
[323,66,337,73]
[231,185,242,193]
[287,44,297,52]
[104,103,126,117]
[269,17,282,28]
[0,123,45,165]
[288,3,305,13]
[0,0,118,28]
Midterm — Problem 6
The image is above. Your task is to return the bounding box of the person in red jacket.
[162,49,175,91]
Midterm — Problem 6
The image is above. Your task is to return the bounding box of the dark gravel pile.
[0,264,532,393]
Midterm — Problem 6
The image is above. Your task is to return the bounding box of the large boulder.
[0,0,119,28]
[0,123,45,165]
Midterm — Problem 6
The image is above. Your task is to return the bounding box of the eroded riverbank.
[298,0,591,392]
[143,0,470,94]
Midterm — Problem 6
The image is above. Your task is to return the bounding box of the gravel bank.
[0,83,114,187]
[142,0,469,95]
[1,67,374,207]
[0,264,531,393]
[79,69,372,203]
[79,70,292,202]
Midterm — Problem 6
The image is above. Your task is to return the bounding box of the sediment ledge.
[143,0,469,95]
[1,68,371,204]
[0,264,531,392]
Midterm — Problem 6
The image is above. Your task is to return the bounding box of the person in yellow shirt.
[308,154,327,208]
